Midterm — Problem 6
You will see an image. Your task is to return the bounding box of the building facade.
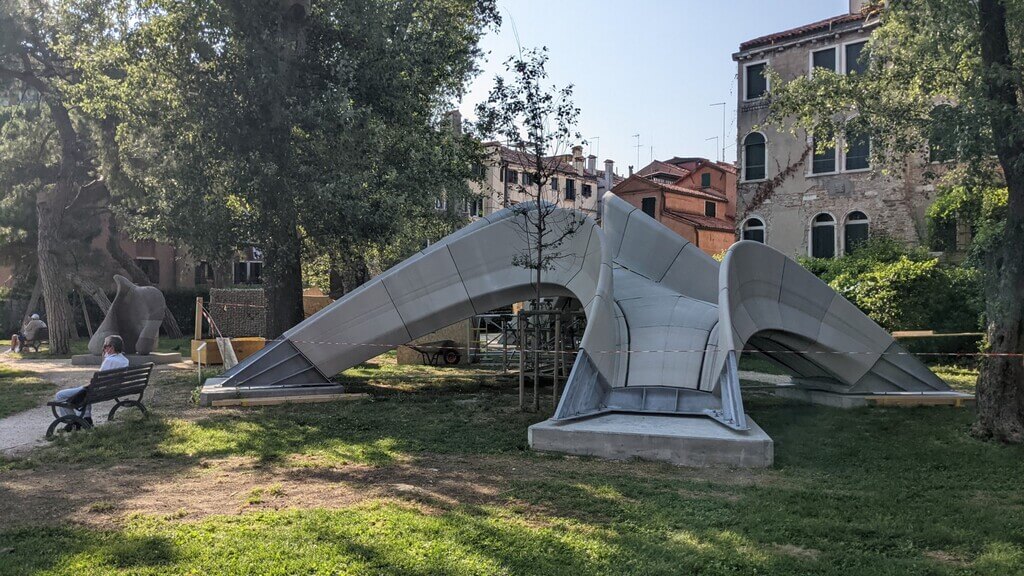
[611,157,738,256]
[470,143,607,218]
[733,0,943,259]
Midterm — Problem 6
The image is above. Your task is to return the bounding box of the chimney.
[586,155,597,174]
[448,110,462,135]
[849,0,865,13]
[572,145,584,174]
[603,159,614,191]
[628,165,634,176]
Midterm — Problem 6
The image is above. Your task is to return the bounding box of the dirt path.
[0,452,770,530]
[0,359,194,455]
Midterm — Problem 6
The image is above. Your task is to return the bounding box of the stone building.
[470,143,607,219]
[732,0,944,259]
[611,157,738,256]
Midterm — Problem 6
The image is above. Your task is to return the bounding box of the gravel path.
[0,359,192,456]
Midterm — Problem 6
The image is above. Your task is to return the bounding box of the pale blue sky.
[458,0,850,171]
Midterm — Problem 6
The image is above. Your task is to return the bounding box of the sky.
[457,0,851,171]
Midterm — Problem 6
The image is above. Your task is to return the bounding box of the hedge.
[800,237,984,333]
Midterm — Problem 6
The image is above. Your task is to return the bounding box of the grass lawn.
[0,364,54,418]
[8,337,192,360]
[0,356,1020,575]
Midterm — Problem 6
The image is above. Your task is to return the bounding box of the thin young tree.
[476,47,586,410]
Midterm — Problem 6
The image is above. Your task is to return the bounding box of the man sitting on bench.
[10,313,46,352]
[53,335,129,428]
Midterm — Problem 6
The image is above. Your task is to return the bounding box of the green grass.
[738,354,792,375]
[28,359,539,468]
[9,337,191,360]
[2,359,1022,575]
[0,364,54,418]
[931,365,980,392]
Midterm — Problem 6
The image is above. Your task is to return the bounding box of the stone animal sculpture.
[214,193,955,429]
[88,275,166,355]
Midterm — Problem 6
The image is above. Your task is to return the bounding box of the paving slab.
[773,386,974,408]
[529,413,774,468]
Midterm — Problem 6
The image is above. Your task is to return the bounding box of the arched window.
[743,133,766,181]
[742,217,765,243]
[844,211,869,255]
[810,213,836,258]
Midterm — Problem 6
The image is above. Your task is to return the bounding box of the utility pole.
[711,102,726,162]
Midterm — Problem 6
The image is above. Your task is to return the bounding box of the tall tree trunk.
[263,218,305,339]
[259,2,308,340]
[68,271,112,314]
[36,100,80,354]
[37,185,76,353]
[974,0,1024,442]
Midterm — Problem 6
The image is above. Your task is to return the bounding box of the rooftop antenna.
[705,136,720,162]
[711,102,727,162]
[587,136,600,160]
[633,133,643,168]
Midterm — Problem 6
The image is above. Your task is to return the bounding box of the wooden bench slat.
[90,369,153,383]
[88,376,151,387]
[78,363,155,406]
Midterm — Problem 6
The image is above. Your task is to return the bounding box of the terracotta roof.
[636,160,690,180]
[663,209,736,233]
[612,175,727,202]
[715,161,738,174]
[659,182,728,202]
[739,12,867,51]
[492,145,596,179]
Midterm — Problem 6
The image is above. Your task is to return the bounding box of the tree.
[0,0,188,350]
[476,47,586,410]
[114,0,497,337]
[766,0,1024,442]
[0,0,106,353]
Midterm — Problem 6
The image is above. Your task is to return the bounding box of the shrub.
[800,237,983,332]
[163,288,210,336]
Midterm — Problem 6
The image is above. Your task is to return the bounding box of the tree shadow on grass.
[0,528,178,575]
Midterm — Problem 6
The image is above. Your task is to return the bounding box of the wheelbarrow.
[408,339,461,366]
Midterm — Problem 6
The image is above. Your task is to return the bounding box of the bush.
[800,237,983,332]
[164,288,210,336]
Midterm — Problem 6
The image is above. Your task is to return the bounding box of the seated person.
[53,334,130,428]
[10,313,46,352]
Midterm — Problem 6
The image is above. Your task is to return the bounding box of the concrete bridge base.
[528,413,774,468]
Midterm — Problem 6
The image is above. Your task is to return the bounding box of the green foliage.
[927,184,1009,262]
[110,0,498,274]
[800,238,983,332]
[162,289,210,337]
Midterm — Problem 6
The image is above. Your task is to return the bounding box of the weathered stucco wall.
[734,23,938,259]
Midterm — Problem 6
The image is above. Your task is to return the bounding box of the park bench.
[45,363,154,438]
[23,327,48,352]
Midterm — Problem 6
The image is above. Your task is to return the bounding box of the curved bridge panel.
[218,194,951,429]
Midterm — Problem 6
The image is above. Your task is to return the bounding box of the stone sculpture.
[89,275,166,356]
[206,193,963,466]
